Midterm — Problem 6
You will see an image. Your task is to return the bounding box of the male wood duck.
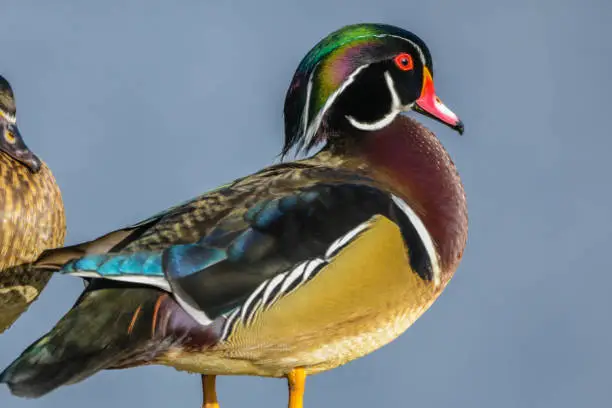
[0,23,467,408]
[0,75,66,334]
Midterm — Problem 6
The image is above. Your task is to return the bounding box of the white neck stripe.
[297,33,428,149]
[391,195,441,286]
[345,71,404,131]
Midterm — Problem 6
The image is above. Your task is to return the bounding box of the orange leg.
[201,375,219,408]
[287,368,306,408]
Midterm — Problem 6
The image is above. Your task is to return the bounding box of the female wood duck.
[0,75,66,334]
[0,23,467,408]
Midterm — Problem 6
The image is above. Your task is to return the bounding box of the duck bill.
[1,124,42,173]
[414,67,464,135]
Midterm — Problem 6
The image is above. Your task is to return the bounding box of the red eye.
[394,53,414,71]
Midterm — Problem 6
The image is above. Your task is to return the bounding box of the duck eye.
[394,53,414,71]
[4,129,16,144]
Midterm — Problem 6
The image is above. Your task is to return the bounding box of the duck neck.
[326,115,468,283]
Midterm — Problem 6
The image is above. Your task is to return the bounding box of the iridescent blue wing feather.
[55,182,422,324]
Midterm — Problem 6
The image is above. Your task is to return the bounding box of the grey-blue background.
[1,1,610,407]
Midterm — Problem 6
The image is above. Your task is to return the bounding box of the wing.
[35,162,373,267]
[56,182,439,327]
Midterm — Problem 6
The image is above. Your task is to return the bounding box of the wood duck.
[0,75,66,334]
[0,23,467,408]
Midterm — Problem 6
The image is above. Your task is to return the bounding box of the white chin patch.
[345,71,405,132]
[346,110,400,131]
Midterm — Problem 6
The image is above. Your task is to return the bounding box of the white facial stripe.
[346,112,398,131]
[302,64,369,149]
[339,33,427,67]
[0,109,16,125]
[373,34,427,67]
[299,34,429,146]
[345,71,405,131]
[301,72,314,138]
[390,195,441,287]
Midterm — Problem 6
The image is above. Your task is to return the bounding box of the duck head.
[0,75,41,173]
[283,23,463,155]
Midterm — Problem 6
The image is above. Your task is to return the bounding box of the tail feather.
[0,285,169,398]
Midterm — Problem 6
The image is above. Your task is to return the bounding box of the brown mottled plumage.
[0,76,66,333]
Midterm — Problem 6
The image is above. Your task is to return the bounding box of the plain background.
[1,1,610,407]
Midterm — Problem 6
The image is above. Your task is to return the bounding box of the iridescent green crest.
[283,23,432,154]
